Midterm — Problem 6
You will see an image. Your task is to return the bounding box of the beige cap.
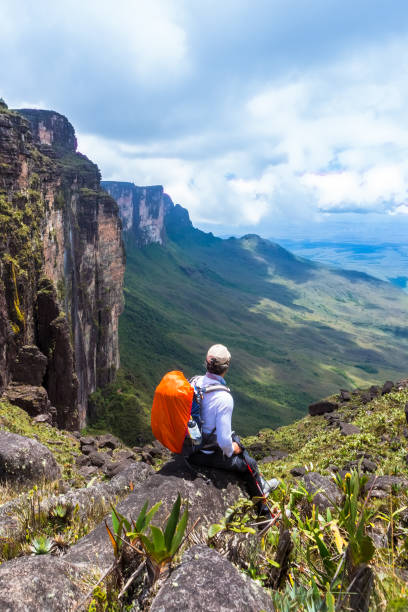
[206,344,231,366]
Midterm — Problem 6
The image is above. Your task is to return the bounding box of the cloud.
[3,1,408,239]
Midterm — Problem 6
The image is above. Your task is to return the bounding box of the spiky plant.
[29,535,54,555]
[50,504,68,520]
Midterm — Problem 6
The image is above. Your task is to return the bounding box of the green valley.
[91,196,408,444]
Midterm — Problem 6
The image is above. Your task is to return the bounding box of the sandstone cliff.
[0,101,124,428]
[101,182,175,246]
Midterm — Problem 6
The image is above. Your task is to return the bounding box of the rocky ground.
[0,377,408,610]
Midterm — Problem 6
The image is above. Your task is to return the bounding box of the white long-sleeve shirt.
[197,372,234,457]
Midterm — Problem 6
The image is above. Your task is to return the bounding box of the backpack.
[151,370,231,454]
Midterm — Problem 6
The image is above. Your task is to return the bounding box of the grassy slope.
[245,386,408,481]
[98,224,408,444]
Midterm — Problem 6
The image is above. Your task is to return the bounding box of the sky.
[2,0,408,242]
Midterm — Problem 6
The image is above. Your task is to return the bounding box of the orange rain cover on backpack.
[151,371,194,454]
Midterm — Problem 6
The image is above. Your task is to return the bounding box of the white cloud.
[6,2,408,237]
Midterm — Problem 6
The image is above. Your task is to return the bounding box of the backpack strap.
[202,384,231,394]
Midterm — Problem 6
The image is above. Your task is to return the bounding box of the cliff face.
[101,182,174,246]
[0,102,124,428]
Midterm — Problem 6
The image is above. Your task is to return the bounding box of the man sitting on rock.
[189,344,279,516]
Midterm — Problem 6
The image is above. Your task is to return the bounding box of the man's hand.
[232,441,242,454]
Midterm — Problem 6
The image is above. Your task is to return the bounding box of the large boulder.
[303,472,342,511]
[0,431,60,485]
[339,422,361,436]
[3,382,53,419]
[0,556,84,612]
[364,475,408,499]
[11,345,47,386]
[150,545,274,612]
[0,462,154,539]
[65,458,247,573]
[0,459,249,609]
[308,399,338,416]
[381,381,394,395]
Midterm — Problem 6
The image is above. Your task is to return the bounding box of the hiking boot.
[260,476,280,496]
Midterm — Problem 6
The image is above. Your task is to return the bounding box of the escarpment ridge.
[0,100,124,428]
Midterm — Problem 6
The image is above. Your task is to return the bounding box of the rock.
[259,450,288,463]
[369,385,380,397]
[340,389,351,402]
[290,466,306,477]
[360,392,372,404]
[141,451,154,465]
[113,449,135,462]
[397,379,408,390]
[150,545,274,612]
[327,464,339,473]
[308,399,338,416]
[0,556,84,612]
[65,458,248,574]
[0,463,153,540]
[343,458,377,473]
[403,427,408,439]
[97,433,120,450]
[364,475,408,498]
[382,381,394,395]
[399,509,408,526]
[78,465,99,478]
[324,412,341,427]
[0,430,60,485]
[11,345,47,387]
[368,526,388,548]
[104,459,134,477]
[0,461,250,609]
[143,444,164,458]
[4,383,52,419]
[80,444,95,455]
[32,413,52,424]
[88,451,110,468]
[339,422,361,436]
[75,454,91,468]
[303,472,342,511]
[405,403,408,425]
[79,435,97,448]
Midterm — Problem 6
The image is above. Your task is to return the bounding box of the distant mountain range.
[92,182,408,441]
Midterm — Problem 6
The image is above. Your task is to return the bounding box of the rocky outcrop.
[65,459,246,573]
[150,545,274,612]
[3,383,55,422]
[303,472,342,511]
[309,399,339,416]
[0,459,248,609]
[102,181,173,246]
[0,430,61,485]
[0,556,84,612]
[0,101,124,428]
[0,462,154,540]
[10,345,47,386]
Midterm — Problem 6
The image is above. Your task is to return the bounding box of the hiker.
[189,344,279,515]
